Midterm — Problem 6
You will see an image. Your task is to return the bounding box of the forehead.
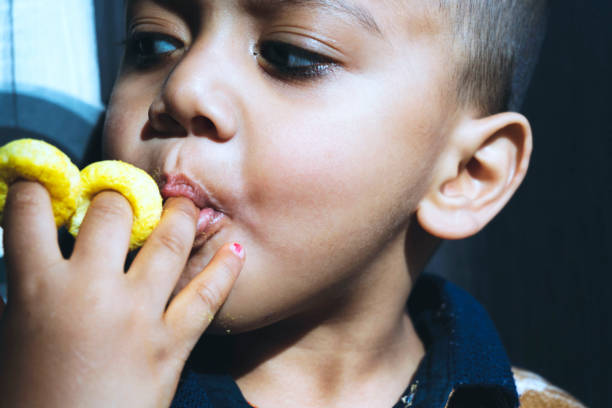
[241,0,381,34]
[126,0,445,38]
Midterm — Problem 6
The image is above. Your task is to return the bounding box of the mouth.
[159,174,227,249]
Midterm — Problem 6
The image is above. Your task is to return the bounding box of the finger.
[165,242,244,351]
[71,191,132,271]
[128,197,198,307]
[3,181,62,276]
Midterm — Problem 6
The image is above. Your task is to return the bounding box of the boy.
[0,0,586,407]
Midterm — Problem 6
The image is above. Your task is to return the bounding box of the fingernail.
[230,242,244,258]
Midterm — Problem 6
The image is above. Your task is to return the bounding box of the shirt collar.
[399,274,518,408]
[173,273,519,408]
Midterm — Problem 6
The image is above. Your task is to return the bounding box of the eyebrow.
[242,0,383,36]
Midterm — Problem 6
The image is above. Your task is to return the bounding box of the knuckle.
[19,271,49,299]
[195,283,223,312]
[153,344,172,364]
[191,255,240,311]
[6,182,47,213]
[217,256,239,280]
[16,259,66,301]
[156,231,187,257]
[88,192,132,222]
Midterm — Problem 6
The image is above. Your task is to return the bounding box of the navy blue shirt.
[171,274,518,408]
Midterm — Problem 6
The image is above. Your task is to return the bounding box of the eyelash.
[255,41,336,81]
[124,32,183,69]
[124,32,337,81]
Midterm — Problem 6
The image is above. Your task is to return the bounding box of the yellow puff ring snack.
[68,161,162,250]
[0,139,162,250]
[0,139,81,227]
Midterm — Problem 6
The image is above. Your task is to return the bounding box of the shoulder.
[512,367,587,408]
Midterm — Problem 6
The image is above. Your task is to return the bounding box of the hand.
[0,181,244,407]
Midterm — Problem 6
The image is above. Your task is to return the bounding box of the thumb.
[164,242,244,355]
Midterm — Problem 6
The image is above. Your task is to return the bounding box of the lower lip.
[195,208,226,244]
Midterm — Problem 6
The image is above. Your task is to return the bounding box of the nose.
[148,43,239,142]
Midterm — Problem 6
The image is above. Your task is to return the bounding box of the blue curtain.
[0,0,125,299]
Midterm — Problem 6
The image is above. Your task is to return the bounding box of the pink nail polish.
[231,242,244,258]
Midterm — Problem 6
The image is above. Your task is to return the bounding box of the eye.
[125,32,183,68]
[256,41,337,80]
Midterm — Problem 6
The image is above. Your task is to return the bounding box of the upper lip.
[159,173,223,212]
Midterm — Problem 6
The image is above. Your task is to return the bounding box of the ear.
[416,112,532,239]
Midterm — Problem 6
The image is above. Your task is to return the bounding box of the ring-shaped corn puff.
[0,139,81,226]
[68,160,162,250]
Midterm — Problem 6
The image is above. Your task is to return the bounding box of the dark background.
[428,2,611,407]
[1,1,608,407]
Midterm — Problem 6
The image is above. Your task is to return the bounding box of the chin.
[206,304,266,335]
[205,315,256,336]
[205,290,288,336]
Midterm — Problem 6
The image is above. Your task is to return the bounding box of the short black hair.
[439,0,548,115]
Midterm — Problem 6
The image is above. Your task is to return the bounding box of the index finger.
[127,197,198,307]
[3,181,63,275]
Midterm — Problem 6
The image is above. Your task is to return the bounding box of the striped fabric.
[0,0,103,160]
[0,0,104,298]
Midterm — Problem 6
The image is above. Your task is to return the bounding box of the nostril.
[143,113,187,140]
[153,113,185,134]
[192,116,216,136]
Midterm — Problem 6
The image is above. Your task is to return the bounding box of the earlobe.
[417,112,532,240]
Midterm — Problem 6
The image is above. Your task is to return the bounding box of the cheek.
[102,77,156,162]
[241,90,442,263]
[219,87,447,330]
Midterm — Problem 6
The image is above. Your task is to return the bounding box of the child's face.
[104,0,457,332]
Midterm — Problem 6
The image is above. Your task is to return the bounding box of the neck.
[222,231,426,408]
